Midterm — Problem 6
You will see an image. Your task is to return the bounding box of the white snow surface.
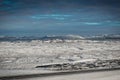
[0,39,120,70]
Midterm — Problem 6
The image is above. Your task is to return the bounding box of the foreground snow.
[0,69,120,80]
[17,70,120,80]
[0,39,120,70]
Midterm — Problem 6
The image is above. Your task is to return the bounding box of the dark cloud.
[0,0,120,36]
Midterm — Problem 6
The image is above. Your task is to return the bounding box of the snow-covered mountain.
[0,34,120,42]
[87,34,120,40]
[0,35,84,41]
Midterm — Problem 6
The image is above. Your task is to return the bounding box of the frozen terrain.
[0,35,120,70]
[0,35,120,80]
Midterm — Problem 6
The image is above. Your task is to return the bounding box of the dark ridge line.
[0,35,84,42]
[0,68,120,80]
[0,34,120,42]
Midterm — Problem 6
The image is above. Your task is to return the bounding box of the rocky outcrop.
[36,59,120,71]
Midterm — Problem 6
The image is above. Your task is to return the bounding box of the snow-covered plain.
[0,38,120,70]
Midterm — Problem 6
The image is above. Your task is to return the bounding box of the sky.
[0,0,120,36]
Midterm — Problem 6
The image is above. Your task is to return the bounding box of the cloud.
[30,14,72,20]
[84,22,101,25]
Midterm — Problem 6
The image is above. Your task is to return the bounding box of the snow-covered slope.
[0,38,120,70]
